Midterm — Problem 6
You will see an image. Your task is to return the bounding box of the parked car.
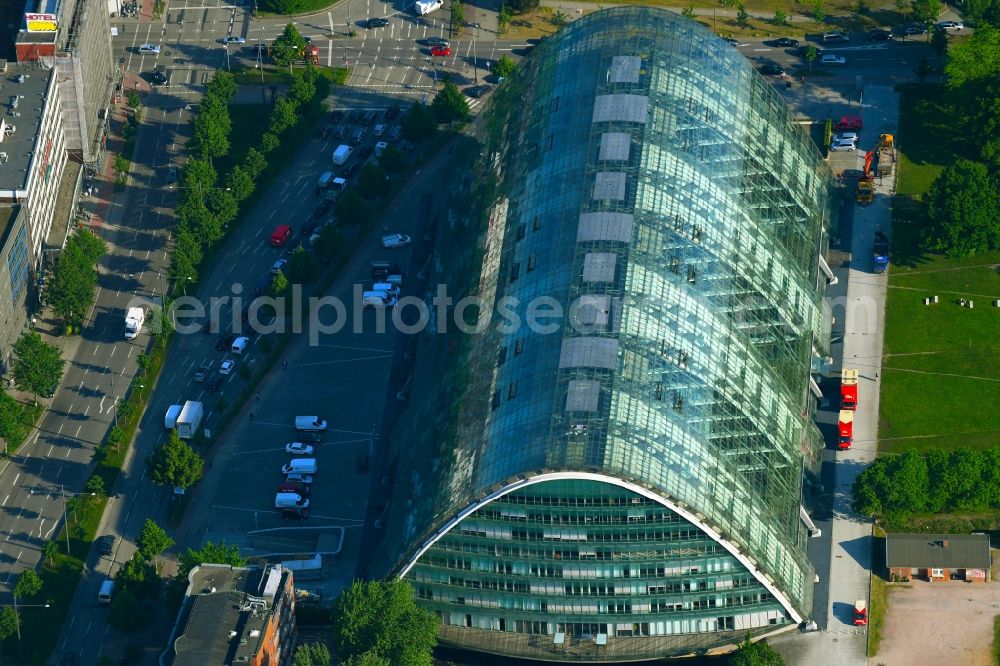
[334,125,348,140]
[286,442,315,455]
[759,63,785,76]
[901,24,927,35]
[381,233,412,248]
[352,127,367,144]
[219,360,236,375]
[936,20,963,30]
[150,71,168,85]
[138,43,161,54]
[867,29,893,41]
[363,110,379,124]
[330,110,344,123]
[822,30,850,41]
[723,37,739,46]
[385,104,402,120]
[97,535,116,555]
[464,84,492,98]
[271,258,288,274]
[285,473,314,484]
[215,334,236,351]
[206,375,223,392]
[166,166,178,184]
[821,54,847,65]
[829,137,857,151]
[388,125,402,141]
[365,17,389,28]
[343,163,359,178]
[222,36,246,44]
[769,37,799,47]
[425,37,450,48]
[431,45,451,56]
[374,123,387,137]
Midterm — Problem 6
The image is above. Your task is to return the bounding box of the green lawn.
[880,85,1000,454]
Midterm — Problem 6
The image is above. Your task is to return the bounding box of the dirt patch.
[877,579,1000,666]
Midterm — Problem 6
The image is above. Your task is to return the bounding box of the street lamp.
[5,598,51,652]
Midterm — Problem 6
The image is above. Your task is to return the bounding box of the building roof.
[172,564,289,666]
[0,62,53,191]
[886,533,991,570]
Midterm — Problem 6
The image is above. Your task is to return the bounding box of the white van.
[138,44,161,54]
[372,282,400,297]
[164,404,182,429]
[282,458,318,474]
[331,177,347,191]
[275,492,310,508]
[363,290,397,308]
[98,579,115,604]
[294,416,327,431]
[231,336,249,354]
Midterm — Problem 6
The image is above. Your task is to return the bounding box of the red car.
[431,45,451,56]
[270,224,292,247]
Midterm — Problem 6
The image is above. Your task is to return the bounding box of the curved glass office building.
[376,6,834,661]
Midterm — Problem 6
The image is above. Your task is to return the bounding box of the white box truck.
[164,404,183,429]
[124,306,145,340]
[176,400,204,440]
[332,145,353,165]
[282,458,317,474]
[98,579,115,604]
[295,416,327,431]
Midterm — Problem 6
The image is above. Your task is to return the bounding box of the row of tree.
[44,229,107,330]
[170,54,328,289]
[853,448,1000,517]
[923,25,1000,257]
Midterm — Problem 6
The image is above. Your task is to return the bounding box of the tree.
[116,553,161,599]
[911,0,941,23]
[272,22,307,70]
[205,189,239,228]
[204,71,237,103]
[269,270,290,297]
[313,225,342,262]
[138,519,174,562]
[43,540,58,567]
[507,0,538,10]
[286,247,320,284]
[107,587,150,632]
[243,147,268,179]
[170,225,202,287]
[0,606,17,641]
[270,98,299,135]
[966,0,1000,25]
[85,475,106,498]
[915,55,933,82]
[12,332,64,401]
[183,157,219,192]
[682,4,695,18]
[728,634,785,666]
[804,45,818,72]
[498,4,512,32]
[931,26,949,60]
[113,154,130,182]
[450,0,464,26]
[549,9,569,26]
[331,580,439,665]
[192,95,231,161]
[357,163,388,200]
[378,146,407,174]
[925,158,1000,257]
[290,68,318,105]
[228,166,255,203]
[178,540,245,578]
[342,653,390,666]
[494,54,516,80]
[401,102,436,141]
[431,82,470,124]
[260,132,281,154]
[736,3,750,27]
[335,191,372,228]
[854,0,869,13]
[45,230,106,325]
[772,7,787,24]
[895,0,908,11]
[293,643,333,666]
[147,430,204,490]
[811,0,825,21]
[14,569,42,599]
[177,195,224,247]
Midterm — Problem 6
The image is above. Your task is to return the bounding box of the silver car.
[381,233,412,248]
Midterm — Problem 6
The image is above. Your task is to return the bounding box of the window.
[516,223,527,241]
[527,255,536,272]
[498,347,507,367]
[508,382,518,399]
[514,339,524,355]
[533,216,542,231]
[931,568,944,577]
[510,263,520,282]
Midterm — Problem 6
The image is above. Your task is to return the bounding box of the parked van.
[282,458,318,474]
[164,404,182,429]
[372,282,400,297]
[275,492,310,509]
[363,290,397,308]
[98,579,115,604]
[331,177,348,191]
[295,416,327,431]
[231,336,249,354]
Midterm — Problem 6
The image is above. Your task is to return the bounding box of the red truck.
[838,410,854,450]
[841,368,859,410]
[853,600,868,626]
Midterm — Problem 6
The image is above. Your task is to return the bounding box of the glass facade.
[379,7,834,661]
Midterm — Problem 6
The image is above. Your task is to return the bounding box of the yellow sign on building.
[25,13,58,33]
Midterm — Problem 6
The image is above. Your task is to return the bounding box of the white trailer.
[176,400,204,439]
[124,306,144,340]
